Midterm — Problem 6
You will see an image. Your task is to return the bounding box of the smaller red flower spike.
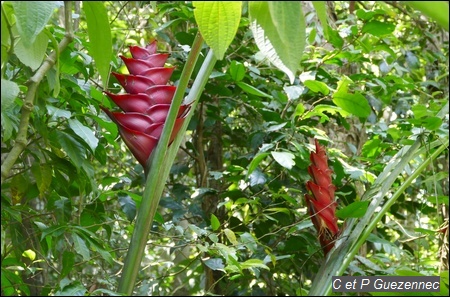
[102,40,189,169]
[305,139,340,256]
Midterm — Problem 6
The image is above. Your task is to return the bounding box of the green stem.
[117,33,218,295]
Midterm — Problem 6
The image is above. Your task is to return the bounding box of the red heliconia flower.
[305,139,340,256]
[102,40,190,169]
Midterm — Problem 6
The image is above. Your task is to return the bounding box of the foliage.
[1,1,448,296]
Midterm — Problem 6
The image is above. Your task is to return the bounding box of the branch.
[1,1,74,184]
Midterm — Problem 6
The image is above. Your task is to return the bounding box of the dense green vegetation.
[1,1,448,296]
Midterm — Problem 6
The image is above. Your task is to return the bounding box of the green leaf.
[249,2,306,83]
[230,60,245,81]
[224,228,238,245]
[193,1,242,60]
[54,130,86,170]
[11,1,61,46]
[68,119,99,152]
[336,201,370,219]
[304,80,330,95]
[271,151,295,170]
[422,117,443,131]
[327,27,344,49]
[249,169,267,186]
[312,1,329,38]
[240,232,258,252]
[362,20,396,37]
[332,92,371,118]
[1,270,15,296]
[22,249,36,261]
[71,233,90,261]
[210,214,220,231]
[241,259,270,270]
[55,281,87,296]
[236,81,272,98]
[14,29,48,70]
[31,164,52,198]
[204,258,225,271]
[247,152,270,178]
[47,105,72,120]
[82,2,112,88]
[1,79,19,110]
[405,1,449,31]
[412,105,429,119]
[61,251,75,278]
[118,193,137,222]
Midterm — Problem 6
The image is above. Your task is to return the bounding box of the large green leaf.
[406,1,449,31]
[333,92,371,118]
[193,1,242,60]
[82,2,112,88]
[1,79,19,110]
[249,2,306,83]
[14,29,48,70]
[362,20,396,36]
[311,1,329,38]
[332,76,371,118]
[11,1,61,46]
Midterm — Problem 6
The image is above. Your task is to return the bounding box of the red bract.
[102,40,189,168]
[305,139,339,256]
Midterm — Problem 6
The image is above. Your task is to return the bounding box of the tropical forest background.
[1,1,449,296]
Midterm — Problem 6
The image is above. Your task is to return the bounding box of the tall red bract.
[101,41,189,169]
[305,139,340,255]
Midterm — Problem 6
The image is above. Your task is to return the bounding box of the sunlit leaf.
[82,2,112,87]
[304,80,330,95]
[336,201,369,219]
[332,92,371,118]
[271,151,295,169]
[11,1,61,46]
[22,249,36,261]
[193,1,242,60]
[249,1,306,83]
[312,2,329,38]
[211,214,220,231]
[362,20,396,36]
[14,30,48,70]
[224,228,238,245]
[236,81,272,98]
[406,1,449,31]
